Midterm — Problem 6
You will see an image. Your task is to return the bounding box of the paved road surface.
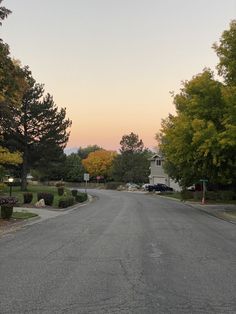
[0,190,235,313]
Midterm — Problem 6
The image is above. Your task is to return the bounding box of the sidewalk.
[15,195,93,226]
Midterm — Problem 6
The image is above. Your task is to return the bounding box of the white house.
[148,154,181,191]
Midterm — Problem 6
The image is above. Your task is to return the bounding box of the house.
[148,154,181,191]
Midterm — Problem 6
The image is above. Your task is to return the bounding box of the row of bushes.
[0,190,88,219]
[22,190,88,208]
[105,182,124,190]
[180,190,236,201]
[23,192,54,205]
[58,192,88,208]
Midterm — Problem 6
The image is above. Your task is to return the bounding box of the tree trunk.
[21,148,28,191]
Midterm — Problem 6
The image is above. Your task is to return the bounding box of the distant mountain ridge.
[64,147,78,155]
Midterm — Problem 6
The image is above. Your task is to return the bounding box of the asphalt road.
[0,190,236,314]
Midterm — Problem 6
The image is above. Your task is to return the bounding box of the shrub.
[206,191,218,201]
[105,182,123,190]
[23,192,33,204]
[37,192,54,206]
[1,204,13,219]
[71,189,78,197]
[0,196,18,206]
[0,183,6,191]
[58,196,74,208]
[219,190,235,201]
[57,187,64,196]
[180,190,194,200]
[76,192,88,203]
[193,191,202,201]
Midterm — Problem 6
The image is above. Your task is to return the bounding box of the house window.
[156,159,162,166]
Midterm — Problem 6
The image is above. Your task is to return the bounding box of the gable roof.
[149,154,164,161]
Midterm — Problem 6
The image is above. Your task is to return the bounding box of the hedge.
[58,196,74,208]
[37,192,54,206]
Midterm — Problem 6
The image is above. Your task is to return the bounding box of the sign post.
[200,179,208,204]
[83,173,90,193]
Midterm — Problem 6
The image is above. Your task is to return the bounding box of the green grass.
[217,211,236,221]
[159,192,182,200]
[0,184,72,207]
[158,192,236,204]
[12,211,38,219]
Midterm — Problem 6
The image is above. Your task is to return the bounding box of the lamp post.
[8,177,14,196]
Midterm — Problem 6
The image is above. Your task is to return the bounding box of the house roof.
[148,154,164,161]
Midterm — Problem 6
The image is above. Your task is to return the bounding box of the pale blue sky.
[1,0,236,149]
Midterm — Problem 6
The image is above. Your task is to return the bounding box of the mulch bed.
[0,217,23,227]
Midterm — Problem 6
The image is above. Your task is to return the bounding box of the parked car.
[142,183,151,191]
[148,183,173,192]
[187,185,195,191]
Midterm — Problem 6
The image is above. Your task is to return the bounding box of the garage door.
[153,177,166,184]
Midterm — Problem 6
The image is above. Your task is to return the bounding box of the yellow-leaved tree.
[82,150,117,179]
[0,147,22,165]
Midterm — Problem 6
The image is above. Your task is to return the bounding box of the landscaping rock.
[35,199,45,208]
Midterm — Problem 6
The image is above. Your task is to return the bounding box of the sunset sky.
[1,0,236,151]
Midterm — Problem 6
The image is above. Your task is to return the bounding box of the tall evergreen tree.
[1,68,72,190]
[112,133,150,183]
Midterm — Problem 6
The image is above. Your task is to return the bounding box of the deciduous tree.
[213,20,236,85]
[82,150,117,179]
[158,69,236,187]
[0,0,11,25]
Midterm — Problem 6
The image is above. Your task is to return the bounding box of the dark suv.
[148,183,173,192]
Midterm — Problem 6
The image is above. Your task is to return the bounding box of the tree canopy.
[1,68,72,189]
[112,133,150,183]
[213,20,236,85]
[0,2,24,177]
[158,21,236,188]
[82,150,117,179]
[0,0,11,25]
[119,132,144,154]
[64,153,85,182]
[77,145,102,160]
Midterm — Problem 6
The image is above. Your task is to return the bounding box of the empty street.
[0,190,236,313]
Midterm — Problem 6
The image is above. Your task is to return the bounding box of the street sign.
[84,173,90,181]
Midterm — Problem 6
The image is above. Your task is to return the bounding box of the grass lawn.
[1,184,72,208]
[159,192,182,200]
[158,192,236,204]
[12,211,38,219]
